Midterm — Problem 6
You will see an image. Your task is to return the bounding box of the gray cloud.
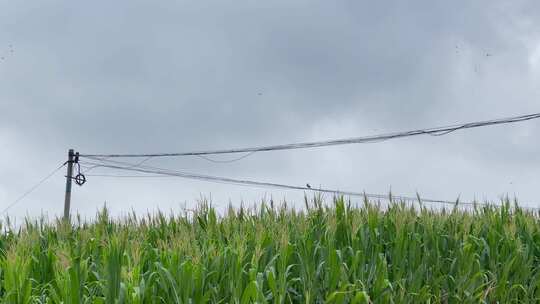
[1,0,540,219]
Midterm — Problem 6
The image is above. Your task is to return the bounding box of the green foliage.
[0,198,539,303]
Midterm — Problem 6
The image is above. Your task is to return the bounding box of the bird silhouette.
[306,183,312,189]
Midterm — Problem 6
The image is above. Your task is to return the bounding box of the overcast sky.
[1,1,540,220]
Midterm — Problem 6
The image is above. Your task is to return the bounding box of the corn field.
[1,197,540,303]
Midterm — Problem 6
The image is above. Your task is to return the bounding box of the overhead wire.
[79,112,540,159]
[86,174,174,178]
[72,112,540,212]
[196,151,257,163]
[7,112,538,215]
[1,162,66,216]
[79,157,189,175]
[79,159,538,210]
[80,160,456,203]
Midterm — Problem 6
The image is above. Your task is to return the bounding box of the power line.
[1,162,66,216]
[80,160,537,210]
[80,160,460,204]
[79,157,189,174]
[86,174,174,178]
[196,151,257,163]
[79,112,540,159]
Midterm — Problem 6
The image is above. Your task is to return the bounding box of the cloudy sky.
[1,1,540,220]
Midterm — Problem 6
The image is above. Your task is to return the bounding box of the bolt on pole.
[63,149,74,220]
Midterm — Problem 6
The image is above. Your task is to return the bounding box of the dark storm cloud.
[1,0,540,218]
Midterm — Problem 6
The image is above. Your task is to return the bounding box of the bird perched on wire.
[306,183,312,189]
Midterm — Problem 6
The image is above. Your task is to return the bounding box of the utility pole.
[63,149,74,220]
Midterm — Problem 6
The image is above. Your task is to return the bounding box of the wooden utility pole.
[63,149,74,220]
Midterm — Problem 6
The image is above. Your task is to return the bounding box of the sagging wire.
[78,112,540,159]
[1,162,67,216]
[80,159,530,209]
